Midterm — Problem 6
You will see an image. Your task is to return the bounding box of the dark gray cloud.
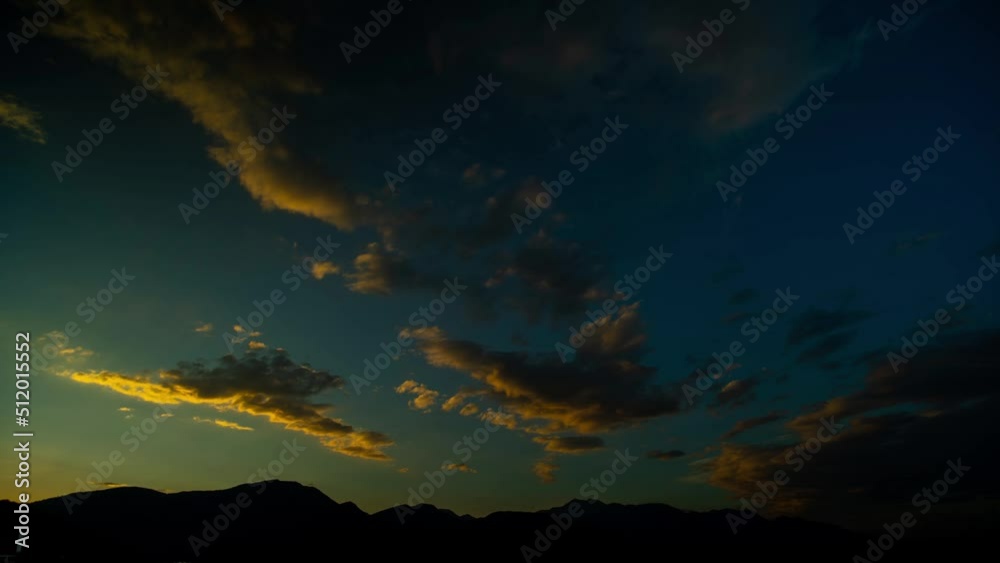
[647,449,686,461]
[487,234,608,325]
[722,411,785,440]
[706,330,1000,529]
[795,330,857,364]
[710,377,759,411]
[787,307,874,346]
[534,435,606,453]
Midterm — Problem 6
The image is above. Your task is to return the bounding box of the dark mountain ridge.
[1,481,984,561]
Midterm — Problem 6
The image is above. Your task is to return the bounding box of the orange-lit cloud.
[345,244,421,295]
[310,261,340,280]
[406,304,679,435]
[61,350,393,460]
[47,2,362,231]
[395,380,440,412]
[442,462,476,474]
[533,457,559,484]
[193,416,254,431]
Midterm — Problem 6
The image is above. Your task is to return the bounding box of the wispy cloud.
[533,456,559,483]
[193,416,254,432]
[0,94,45,144]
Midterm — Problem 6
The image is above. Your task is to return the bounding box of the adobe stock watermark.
[717,84,833,202]
[544,0,588,31]
[877,0,931,41]
[395,411,503,524]
[673,0,751,73]
[682,288,799,405]
[350,278,467,394]
[75,268,137,323]
[62,402,176,515]
[511,116,629,233]
[31,268,136,372]
[886,254,997,372]
[340,0,413,62]
[7,0,70,54]
[852,459,969,563]
[842,126,959,244]
[51,65,169,182]
[727,417,845,534]
[520,449,639,561]
[384,74,501,192]
[556,246,672,362]
[211,0,243,21]
[222,235,340,352]
[179,106,296,224]
[188,439,306,556]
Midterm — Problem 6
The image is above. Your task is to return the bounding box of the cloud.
[395,380,440,412]
[647,449,686,461]
[710,377,759,410]
[57,345,95,362]
[461,162,506,187]
[441,388,487,414]
[406,303,679,436]
[721,411,785,440]
[533,457,559,484]
[0,94,45,144]
[61,350,393,460]
[442,462,476,474]
[193,416,254,432]
[787,307,874,346]
[677,4,858,131]
[487,234,607,324]
[309,261,340,280]
[47,1,363,231]
[345,243,423,295]
[95,482,129,489]
[533,435,606,453]
[704,330,1000,528]
[795,330,857,364]
[194,322,214,334]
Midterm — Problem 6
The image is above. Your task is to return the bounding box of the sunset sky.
[1,0,997,531]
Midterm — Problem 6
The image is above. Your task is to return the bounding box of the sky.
[1,0,998,532]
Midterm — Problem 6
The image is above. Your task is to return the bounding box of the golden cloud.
[61,350,393,460]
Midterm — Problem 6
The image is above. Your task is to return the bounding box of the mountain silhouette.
[1,481,985,561]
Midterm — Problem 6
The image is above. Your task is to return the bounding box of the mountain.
[0,481,982,561]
